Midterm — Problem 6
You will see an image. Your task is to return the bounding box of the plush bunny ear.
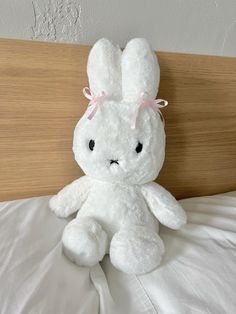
[87,38,122,100]
[122,38,160,102]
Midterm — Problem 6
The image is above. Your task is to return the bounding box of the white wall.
[0,0,235,56]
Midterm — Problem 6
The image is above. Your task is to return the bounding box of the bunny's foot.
[62,217,108,267]
[110,226,164,274]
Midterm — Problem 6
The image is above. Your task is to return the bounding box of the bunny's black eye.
[89,139,95,151]
[135,142,143,153]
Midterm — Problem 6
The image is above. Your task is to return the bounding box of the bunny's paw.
[62,217,108,267]
[49,195,73,218]
[110,226,165,274]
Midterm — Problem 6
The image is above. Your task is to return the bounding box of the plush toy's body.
[50,38,186,274]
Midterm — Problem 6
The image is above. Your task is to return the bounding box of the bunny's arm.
[141,182,187,229]
[49,176,91,218]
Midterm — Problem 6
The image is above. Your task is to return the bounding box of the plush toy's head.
[73,38,166,185]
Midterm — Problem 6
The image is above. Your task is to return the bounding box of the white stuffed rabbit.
[50,38,186,274]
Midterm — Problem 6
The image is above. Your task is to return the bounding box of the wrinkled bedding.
[0,192,236,314]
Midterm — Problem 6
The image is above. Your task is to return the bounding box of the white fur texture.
[50,38,187,274]
[87,38,122,100]
[62,217,108,267]
[122,38,160,102]
[110,226,165,274]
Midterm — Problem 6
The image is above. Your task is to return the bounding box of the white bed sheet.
[0,192,236,314]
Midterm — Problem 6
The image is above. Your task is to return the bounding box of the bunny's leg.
[62,217,108,267]
[110,226,164,274]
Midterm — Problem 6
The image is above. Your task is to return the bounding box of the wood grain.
[0,38,236,201]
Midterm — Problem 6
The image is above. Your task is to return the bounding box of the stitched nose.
[110,159,119,165]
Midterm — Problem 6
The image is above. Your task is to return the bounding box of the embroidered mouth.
[110,160,119,165]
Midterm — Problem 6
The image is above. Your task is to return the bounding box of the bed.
[1,192,236,313]
[0,38,236,314]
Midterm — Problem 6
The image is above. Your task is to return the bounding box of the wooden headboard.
[0,38,236,201]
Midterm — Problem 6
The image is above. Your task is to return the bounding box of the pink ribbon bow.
[83,87,106,120]
[131,93,168,129]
